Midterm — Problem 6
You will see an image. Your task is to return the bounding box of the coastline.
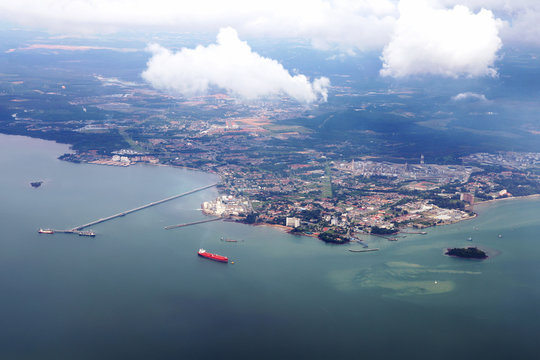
[251,222,321,238]
[6,132,540,240]
[257,223,293,232]
[474,194,540,210]
[432,212,477,228]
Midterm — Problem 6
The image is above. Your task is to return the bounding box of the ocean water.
[1,134,539,359]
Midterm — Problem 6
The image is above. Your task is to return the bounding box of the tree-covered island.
[445,247,488,259]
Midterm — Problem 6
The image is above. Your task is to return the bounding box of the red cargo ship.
[198,248,228,263]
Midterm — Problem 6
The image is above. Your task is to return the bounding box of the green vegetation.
[318,231,349,244]
[370,226,398,235]
[321,164,334,198]
[244,213,258,224]
[295,209,321,222]
[0,123,129,153]
[496,174,540,197]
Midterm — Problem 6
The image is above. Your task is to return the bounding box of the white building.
[286,217,301,228]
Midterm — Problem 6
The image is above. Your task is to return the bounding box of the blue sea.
[1,134,539,359]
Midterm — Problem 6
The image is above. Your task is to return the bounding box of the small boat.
[38,228,54,234]
[30,181,43,188]
[198,248,228,263]
[467,237,473,241]
[221,237,239,242]
[498,234,502,238]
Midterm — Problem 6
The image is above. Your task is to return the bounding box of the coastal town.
[64,138,539,243]
[3,72,540,243]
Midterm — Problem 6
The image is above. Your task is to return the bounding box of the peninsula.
[2,64,540,244]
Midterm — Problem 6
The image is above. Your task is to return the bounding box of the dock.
[42,183,217,235]
[348,248,380,253]
[357,240,369,248]
[361,232,398,241]
[164,217,222,230]
[42,229,95,237]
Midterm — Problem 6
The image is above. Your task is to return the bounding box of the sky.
[1,0,539,102]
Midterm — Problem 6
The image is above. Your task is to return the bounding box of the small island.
[30,181,43,188]
[445,247,487,259]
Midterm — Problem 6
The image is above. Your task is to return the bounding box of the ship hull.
[198,249,228,263]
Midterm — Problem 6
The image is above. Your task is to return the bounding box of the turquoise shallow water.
[1,134,539,359]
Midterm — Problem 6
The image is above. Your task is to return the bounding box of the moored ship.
[38,228,54,234]
[78,230,96,237]
[198,248,228,263]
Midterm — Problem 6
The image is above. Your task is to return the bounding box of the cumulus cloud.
[141,27,330,103]
[380,0,503,78]
[452,92,488,101]
[499,7,540,46]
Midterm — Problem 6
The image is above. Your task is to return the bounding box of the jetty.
[43,229,95,236]
[362,232,398,241]
[399,230,427,235]
[164,217,222,230]
[348,248,380,253]
[41,183,217,235]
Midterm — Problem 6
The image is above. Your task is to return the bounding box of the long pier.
[69,183,217,231]
[348,248,380,253]
[46,229,96,237]
[164,217,222,230]
[359,232,398,241]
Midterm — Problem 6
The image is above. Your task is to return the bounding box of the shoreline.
[257,223,293,232]
[474,194,540,210]
[254,222,314,234]
[431,212,478,228]
[5,133,540,241]
[247,222,321,238]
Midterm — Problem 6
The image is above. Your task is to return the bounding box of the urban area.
[3,74,540,244]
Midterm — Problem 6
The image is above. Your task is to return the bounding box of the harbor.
[39,183,217,236]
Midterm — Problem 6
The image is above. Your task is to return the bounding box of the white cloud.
[499,7,540,46]
[2,0,540,50]
[141,27,330,103]
[452,92,488,101]
[0,0,397,52]
[3,0,540,81]
[380,0,503,78]
[434,0,540,46]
